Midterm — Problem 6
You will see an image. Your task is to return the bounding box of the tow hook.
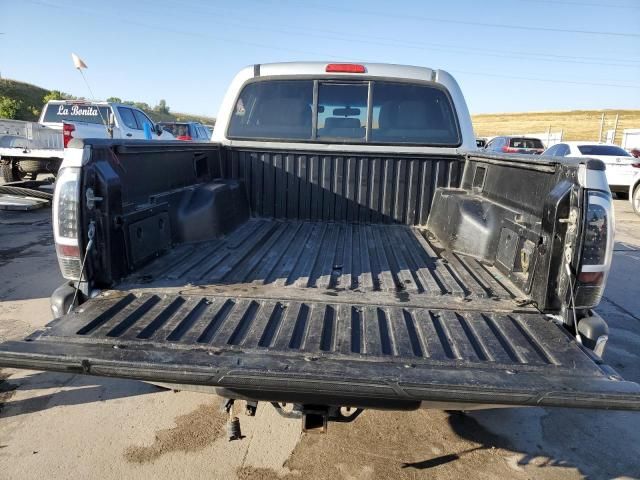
[302,407,329,434]
[271,403,363,433]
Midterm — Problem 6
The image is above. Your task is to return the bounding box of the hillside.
[0,79,49,120]
[0,78,215,125]
[472,109,640,145]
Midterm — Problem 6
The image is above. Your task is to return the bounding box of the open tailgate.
[1,292,640,410]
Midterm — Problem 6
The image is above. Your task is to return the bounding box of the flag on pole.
[71,53,88,70]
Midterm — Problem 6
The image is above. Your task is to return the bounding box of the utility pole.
[612,114,619,145]
[598,112,605,143]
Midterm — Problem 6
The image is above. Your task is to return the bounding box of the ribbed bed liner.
[5,288,640,411]
[127,219,518,302]
[46,293,564,366]
[4,218,640,410]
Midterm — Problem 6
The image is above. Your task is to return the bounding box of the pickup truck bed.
[2,141,640,411]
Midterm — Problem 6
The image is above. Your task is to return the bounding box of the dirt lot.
[1,199,639,480]
[472,109,640,144]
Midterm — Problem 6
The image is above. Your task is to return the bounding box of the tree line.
[0,89,171,119]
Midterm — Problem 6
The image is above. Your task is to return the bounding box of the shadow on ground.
[0,209,62,302]
[0,371,162,419]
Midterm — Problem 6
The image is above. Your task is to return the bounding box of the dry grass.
[472,109,640,144]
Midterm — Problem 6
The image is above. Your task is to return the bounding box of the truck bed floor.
[124,219,523,311]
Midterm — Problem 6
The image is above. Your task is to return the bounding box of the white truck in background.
[0,100,174,182]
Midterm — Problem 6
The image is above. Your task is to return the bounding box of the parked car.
[484,136,545,154]
[158,121,212,141]
[629,158,640,216]
[0,100,175,182]
[1,62,638,434]
[544,142,636,198]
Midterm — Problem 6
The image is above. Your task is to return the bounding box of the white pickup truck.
[1,62,639,433]
[0,100,174,182]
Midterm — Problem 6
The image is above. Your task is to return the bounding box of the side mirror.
[154,124,163,136]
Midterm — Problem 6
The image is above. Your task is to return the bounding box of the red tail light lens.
[632,162,640,169]
[177,135,192,141]
[63,123,75,148]
[325,63,366,73]
[501,146,519,153]
[577,271,604,285]
[56,244,80,257]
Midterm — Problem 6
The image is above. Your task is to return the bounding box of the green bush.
[0,95,23,119]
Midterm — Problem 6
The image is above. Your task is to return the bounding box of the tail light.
[53,167,83,280]
[177,135,192,141]
[63,123,75,148]
[501,146,519,153]
[574,190,614,308]
[325,63,366,73]
[632,162,640,169]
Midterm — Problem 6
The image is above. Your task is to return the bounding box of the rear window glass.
[371,82,459,145]
[42,103,111,125]
[577,145,631,156]
[509,138,544,149]
[228,80,313,140]
[160,123,191,137]
[227,79,460,145]
[317,83,367,140]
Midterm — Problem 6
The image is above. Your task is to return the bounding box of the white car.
[630,166,640,216]
[543,142,637,198]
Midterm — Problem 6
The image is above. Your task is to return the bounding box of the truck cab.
[0,101,174,182]
[43,101,175,145]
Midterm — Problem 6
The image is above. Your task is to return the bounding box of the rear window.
[228,80,313,140]
[370,82,459,144]
[509,138,544,149]
[577,145,631,156]
[227,79,460,145]
[317,83,367,140]
[160,123,191,137]
[42,103,111,125]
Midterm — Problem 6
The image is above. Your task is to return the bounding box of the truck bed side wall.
[427,153,577,310]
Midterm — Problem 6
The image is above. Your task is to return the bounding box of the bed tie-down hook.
[85,188,103,210]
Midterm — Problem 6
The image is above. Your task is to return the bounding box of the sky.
[1,0,639,117]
